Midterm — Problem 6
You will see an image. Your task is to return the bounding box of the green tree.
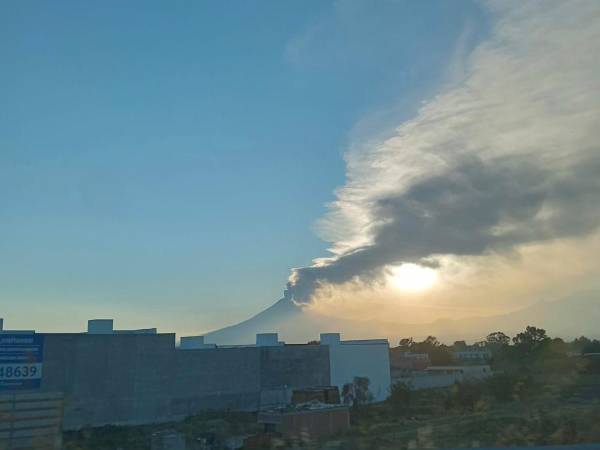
[570,336,591,353]
[423,336,440,347]
[412,336,453,365]
[453,340,467,351]
[398,337,414,351]
[583,339,600,353]
[353,377,373,405]
[512,326,550,353]
[486,331,510,346]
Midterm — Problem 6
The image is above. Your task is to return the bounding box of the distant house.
[390,351,430,381]
[398,365,492,390]
[453,346,491,364]
[391,351,430,369]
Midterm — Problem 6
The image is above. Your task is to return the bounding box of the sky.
[2,1,599,336]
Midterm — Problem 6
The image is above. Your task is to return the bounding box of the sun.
[387,263,438,292]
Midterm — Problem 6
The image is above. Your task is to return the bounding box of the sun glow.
[388,263,438,292]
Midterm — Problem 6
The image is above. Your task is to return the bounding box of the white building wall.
[320,333,391,402]
[398,365,493,390]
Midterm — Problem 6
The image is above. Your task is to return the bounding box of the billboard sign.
[0,333,44,391]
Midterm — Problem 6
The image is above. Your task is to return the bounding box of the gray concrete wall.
[39,334,331,430]
[171,346,261,416]
[41,333,176,429]
[259,345,330,389]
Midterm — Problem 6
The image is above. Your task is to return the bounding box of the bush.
[485,373,519,402]
[389,382,412,413]
[445,380,484,411]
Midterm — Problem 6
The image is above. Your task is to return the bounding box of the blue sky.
[1,1,487,333]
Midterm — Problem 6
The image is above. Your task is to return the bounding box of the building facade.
[1,319,391,430]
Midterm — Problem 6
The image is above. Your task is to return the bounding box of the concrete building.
[36,331,331,430]
[390,351,430,380]
[1,320,391,430]
[453,347,492,363]
[396,365,492,390]
[319,333,391,402]
[179,335,217,350]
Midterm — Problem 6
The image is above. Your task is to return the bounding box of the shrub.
[389,382,412,413]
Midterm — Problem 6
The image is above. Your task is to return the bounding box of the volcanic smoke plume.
[287,0,600,304]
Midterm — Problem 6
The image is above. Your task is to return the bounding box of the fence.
[0,392,63,450]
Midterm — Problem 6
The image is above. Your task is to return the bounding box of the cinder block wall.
[41,333,177,429]
[40,334,331,430]
[259,345,330,389]
[171,346,262,416]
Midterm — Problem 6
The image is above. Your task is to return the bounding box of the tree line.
[395,326,600,365]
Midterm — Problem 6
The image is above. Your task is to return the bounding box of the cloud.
[304,232,600,323]
[289,0,600,303]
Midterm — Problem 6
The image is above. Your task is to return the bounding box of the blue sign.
[0,333,44,391]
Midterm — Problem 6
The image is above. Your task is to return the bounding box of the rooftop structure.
[87,319,157,335]
[0,318,35,334]
[179,335,216,350]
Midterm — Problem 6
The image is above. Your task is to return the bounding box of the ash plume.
[287,0,600,303]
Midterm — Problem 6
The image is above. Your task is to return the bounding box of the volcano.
[203,290,600,345]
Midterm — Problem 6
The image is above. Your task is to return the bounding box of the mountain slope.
[204,291,600,345]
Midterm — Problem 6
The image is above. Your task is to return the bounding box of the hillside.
[204,291,600,345]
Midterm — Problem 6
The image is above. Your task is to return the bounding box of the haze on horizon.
[1,0,599,339]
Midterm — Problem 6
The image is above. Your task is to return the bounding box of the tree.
[424,336,440,347]
[453,340,467,351]
[411,336,453,365]
[352,377,373,405]
[486,331,510,347]
[583,339,600,354]
[512,326,550,353]
[571,336,592,353]
[398,337,414,351]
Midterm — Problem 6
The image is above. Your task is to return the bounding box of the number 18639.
[0,363,42,380]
